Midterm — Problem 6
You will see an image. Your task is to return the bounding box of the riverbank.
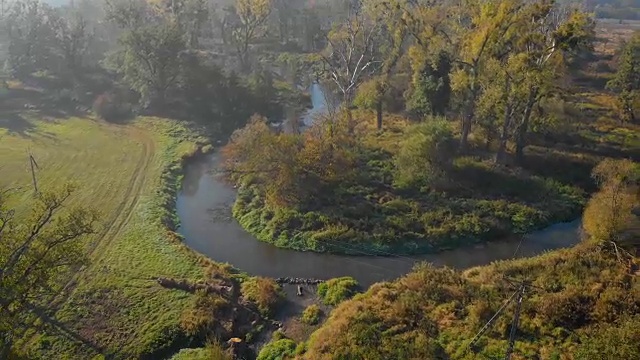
[0,94,267,359]
[178,152,583,288]
[300,240,640,359]
[227,112,586,255]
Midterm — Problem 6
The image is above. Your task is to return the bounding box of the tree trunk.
[485,121,498,151]
[496,77,512,165]
[515,89,538,165]
[459,80,479,153]
[343,91,355,134]
[376,99,383,130]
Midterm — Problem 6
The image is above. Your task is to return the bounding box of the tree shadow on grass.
[0,112,37,137]
[1,87,88,124]
[523,131,640,191]
[0,111,61,144]
[26,302,104,355]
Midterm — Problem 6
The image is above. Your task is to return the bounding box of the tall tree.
[50,10,93,85]
[106,0,186,109]
[320,1,383,131]
[406,51,452,119]
[0,186,97,358]
[3,0,57,78]
[451,0,527,153]
[607,32,640,123]
[156,0,209,48]
[231,0,272,71]
[511,1,594,163]
[359,0,408,130]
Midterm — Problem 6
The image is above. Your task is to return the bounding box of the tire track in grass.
[88,125,156,259]
[51,124,156,308]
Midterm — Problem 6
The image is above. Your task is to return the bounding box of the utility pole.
[505,284,526,360]
[28,150,39,195]
[469,280,536,360]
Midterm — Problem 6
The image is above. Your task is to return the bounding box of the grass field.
[1,88,219,358]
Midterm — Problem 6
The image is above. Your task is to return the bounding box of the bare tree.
[320,2,382,131]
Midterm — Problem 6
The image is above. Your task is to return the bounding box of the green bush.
[170,342,232,360]
[301,304,322,325]
[241,277,285,317]
[257,338,297,360]
[393,118,454,188]
[317,277,359,305]
[574,316,640,360]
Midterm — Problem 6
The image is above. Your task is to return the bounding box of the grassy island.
[222,108,637,255]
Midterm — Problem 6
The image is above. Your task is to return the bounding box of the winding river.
[176,84,582,288]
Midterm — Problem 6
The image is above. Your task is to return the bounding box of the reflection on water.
[176,154,582,288]
[180,157,207,197]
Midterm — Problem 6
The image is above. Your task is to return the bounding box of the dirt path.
[51,123,156,307]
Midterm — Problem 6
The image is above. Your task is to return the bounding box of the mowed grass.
[1,117,143,212]
[1,112,213,359]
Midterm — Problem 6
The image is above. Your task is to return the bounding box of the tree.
[50,10,93,85]
[582,159,639,243]
[222,115,304,207]
[300,7,323,52]
[246,69,283,120]
[406,51,452,119]
[106,0,186,110]
[320,1,383,132]
[355,0,408,130]
[158,0,209,48]
[354,77,387,130]
[0,185,97,358]
[607,32,640,123]
[271,0,301,43]
[211,4,239,46]
[3,0,57,78]
[177,51,255,132]
[459,0,594,163]
[511,2,595,163]
[451,0,528,153]
[231,0,272,71]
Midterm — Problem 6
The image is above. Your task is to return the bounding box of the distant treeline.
[581,0,640,20]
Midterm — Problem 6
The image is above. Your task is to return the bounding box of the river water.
[176,84,582,288]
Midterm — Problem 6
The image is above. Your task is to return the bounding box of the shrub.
[574,316,640,360]
[272,330,286,340]
[301,304,322,325]
[257,338,297,360]
[537,288,594,328]
[592,286,640,323]
[179,291,229,337]
[170,342,233,360]
[393,118,454,189]
[93,92,131,122]
[317,277,359,305]
[294,342,307,355]
[241,277,285,316]
[582,159,639,242]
